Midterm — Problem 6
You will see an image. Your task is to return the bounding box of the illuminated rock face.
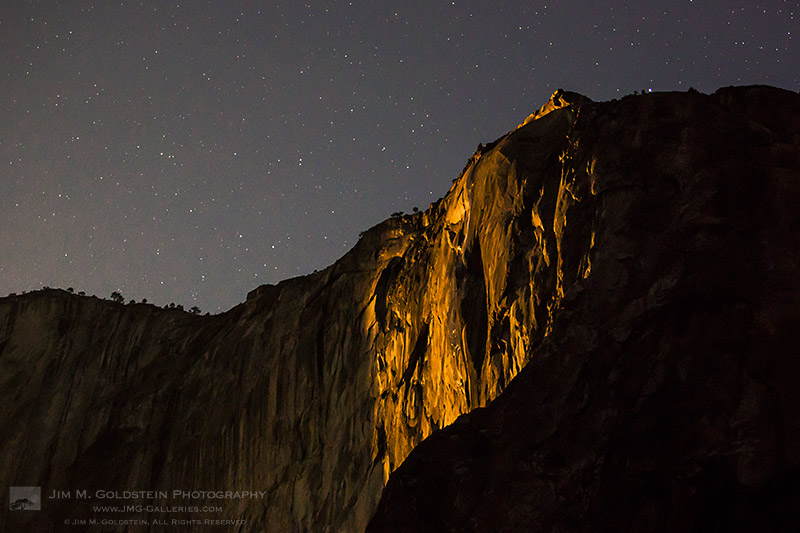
[3,86,799,532]
[368,85,800,532]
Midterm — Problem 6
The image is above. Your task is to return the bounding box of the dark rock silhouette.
[1,86,799,532]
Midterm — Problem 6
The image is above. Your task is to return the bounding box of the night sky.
[2,1,797,312]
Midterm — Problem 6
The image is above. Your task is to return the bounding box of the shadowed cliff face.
[2,86,799,532]
[368,85,800,532]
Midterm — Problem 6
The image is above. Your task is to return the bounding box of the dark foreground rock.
[2,86,799,532]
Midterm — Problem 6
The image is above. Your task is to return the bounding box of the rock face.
[368,85,800,531]
[2,85,799,532]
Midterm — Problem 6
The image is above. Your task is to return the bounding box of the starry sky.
[1,1,797,312]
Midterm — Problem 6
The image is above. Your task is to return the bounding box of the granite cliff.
[368,85,800,531]
[2,86,799,532]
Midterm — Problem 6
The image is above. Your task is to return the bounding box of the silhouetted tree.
[110,291,124,304]
[10,498,34,511]
[189,306,201,314]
